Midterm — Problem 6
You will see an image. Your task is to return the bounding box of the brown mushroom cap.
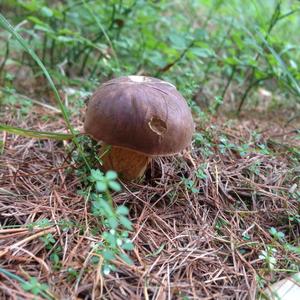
[84,75,194,156]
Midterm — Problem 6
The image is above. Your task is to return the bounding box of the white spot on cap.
[128,75,148,82]
[128,75,176,89]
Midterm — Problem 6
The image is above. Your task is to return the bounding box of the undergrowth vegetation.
[0,0,299,299]
[1,0,300,113]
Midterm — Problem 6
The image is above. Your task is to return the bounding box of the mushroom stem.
[100,145,151,181]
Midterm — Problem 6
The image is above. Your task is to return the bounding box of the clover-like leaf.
[108,180,121,192]
[105,170,118,180]
[116,205,129,215]
[119,215,133,230]
[119,252,134,265]
[102,249,116,261]
[122,240,134,251]
[96,181,107,192]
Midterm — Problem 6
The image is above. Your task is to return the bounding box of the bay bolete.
[84,75,194,180]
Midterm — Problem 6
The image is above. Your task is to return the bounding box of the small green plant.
[248,160,261,175]
[288,214,300,224]
[237,143,251,157]
[242,232,251,241]
[195,163,208,180]
[40,232,62,270]
[91,230,134,275]
[40,233,56,248]
[0,89,33,116]
[269,227,285,242]
[259,245,277,271]
[256,274,267,289]
[87,169,134,274]
[21,277,49,297]
[214,217,229,235]
[268,226,300,256]
[257,144,271,155]
[26,218,52,231]
[0,268,53,300]
[71,135,100,185]
[50,249,62,271]
[66,268,79,282]
[208,95,223,114]
[182,177,199,194]
[58,219,76,232]
[193,132,214,158]
[89,169,121,194]
[219,135,236,154]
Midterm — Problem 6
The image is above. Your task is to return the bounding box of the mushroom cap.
[84,75,194,156]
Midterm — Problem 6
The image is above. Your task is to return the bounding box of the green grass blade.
[0,267,27,284]
[0,14,91,170]
[0,14,73,133]
[0,124,75,140]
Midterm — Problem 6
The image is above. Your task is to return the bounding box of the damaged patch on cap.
[148,116,167,136]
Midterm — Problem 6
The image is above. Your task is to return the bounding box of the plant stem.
[0,40,9,77]
[155,41,194,76]
[237,76,271,113]
[236,0,282,114]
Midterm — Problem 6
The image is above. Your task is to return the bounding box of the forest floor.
[1,93,299,299]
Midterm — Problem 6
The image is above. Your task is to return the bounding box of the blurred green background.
[0,0,299,116]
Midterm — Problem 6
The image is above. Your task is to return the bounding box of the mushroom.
[84,75,194,180]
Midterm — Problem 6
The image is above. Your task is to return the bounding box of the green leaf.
[92,202,103,216]
[102,249,116,261]
[56,36,76,43]
[116,205,129,215]
[223,57,239,65]
[122,241,134,251]
[193,28,206,40]
[121,231,129,238]
[109,264,117,272]
[98,198,114,216]
[103,264,111,275]
[90,169,104,181]
[27,16,46,26]
[22,282,33,291]
[40,7,53,18]
[119,215,133,230]
[20,1,41,12]
[32,286,40,295]
[102,232,117,247]
[169,33,186,49]
[148,51,166,68]
[108,181,121,192]
[34,24,54,33]
[50,253,60,264]
[190,47,213,58]
[32,218,52,228]
[90,255,100,264]
[96,181,107,192]
[107,216,119,229]
[119,253,133,265]
[105,170,118,180]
